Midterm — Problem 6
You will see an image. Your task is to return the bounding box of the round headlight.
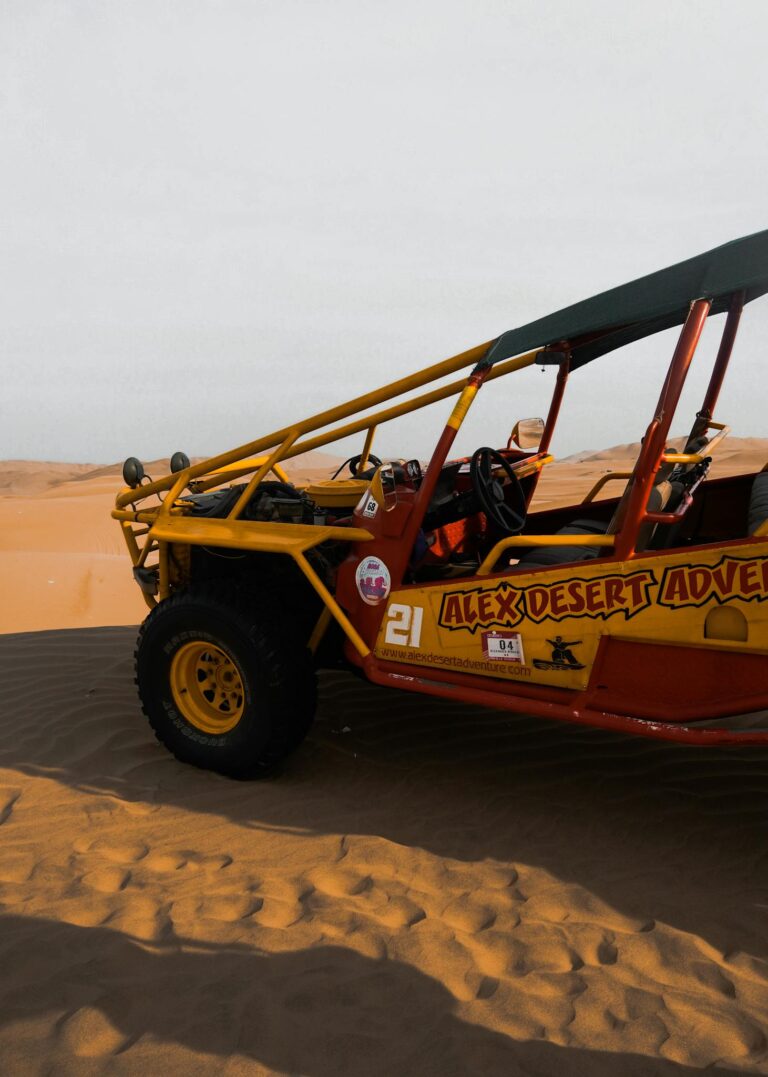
[122,456,145,488]
[170,451,191,474]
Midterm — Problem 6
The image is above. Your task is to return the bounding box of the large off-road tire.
[135,583,317,778]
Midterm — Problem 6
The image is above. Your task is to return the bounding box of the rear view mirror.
[509,417,545,451]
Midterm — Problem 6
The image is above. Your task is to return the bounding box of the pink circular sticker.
[355,556,391,606]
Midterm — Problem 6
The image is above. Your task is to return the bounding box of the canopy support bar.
[690,290,744,443]
[615,298,712,560]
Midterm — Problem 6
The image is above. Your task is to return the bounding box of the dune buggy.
[114,230,768,776]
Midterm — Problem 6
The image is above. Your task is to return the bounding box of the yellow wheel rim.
[170,641,245,735]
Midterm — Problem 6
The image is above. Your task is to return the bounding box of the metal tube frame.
[361,652,768,746]
[690,291,744,442]
[115,338,496,510]
[613,299,712,560]
[113,347,542,575]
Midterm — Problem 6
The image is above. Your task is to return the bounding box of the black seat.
[513,522,606,571]
[511,477,680,571]
[748,472,768,534]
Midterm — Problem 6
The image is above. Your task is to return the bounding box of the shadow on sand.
[0,912,748,1075]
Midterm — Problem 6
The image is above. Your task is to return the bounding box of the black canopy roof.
[486,229,768,371]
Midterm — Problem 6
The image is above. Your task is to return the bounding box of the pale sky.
[2,0,767,465]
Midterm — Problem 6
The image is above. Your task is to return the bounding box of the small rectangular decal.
[360,493,379,519]
[481,631,525,662]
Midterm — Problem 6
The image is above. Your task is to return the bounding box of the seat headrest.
[748,472,768,535]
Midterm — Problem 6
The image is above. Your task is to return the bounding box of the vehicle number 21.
[384,603,424,647]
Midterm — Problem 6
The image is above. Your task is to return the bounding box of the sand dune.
[0,460,98,496]
[0,627,767,1073]
[2,446,768,1072]
[535,436,768,510]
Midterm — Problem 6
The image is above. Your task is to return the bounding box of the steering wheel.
[470,447,527,534]
[331,453,383,480]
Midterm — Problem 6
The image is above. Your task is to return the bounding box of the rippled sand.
[0,628,767,1074]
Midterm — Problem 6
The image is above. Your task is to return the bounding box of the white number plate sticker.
[482,631,525,662]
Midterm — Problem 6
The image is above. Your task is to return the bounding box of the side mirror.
[404,459,422,486]
[370,463,398,511]
[508,417,545,451]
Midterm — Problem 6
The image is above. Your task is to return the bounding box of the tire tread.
[134,579,317,778]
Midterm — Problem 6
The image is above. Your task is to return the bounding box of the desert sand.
[1,446,768,1074]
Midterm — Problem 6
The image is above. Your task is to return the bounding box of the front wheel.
[134,583,317,778]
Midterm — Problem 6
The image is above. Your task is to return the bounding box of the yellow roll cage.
[112,340,544,626]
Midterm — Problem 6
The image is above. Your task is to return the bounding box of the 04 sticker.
[481,631,524,662]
